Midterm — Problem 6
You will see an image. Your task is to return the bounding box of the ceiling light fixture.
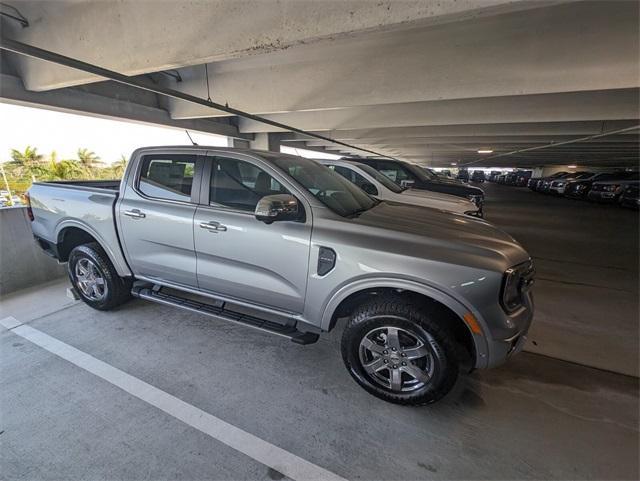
[477,149,493,154]
[567,164,577,169]
[451,162,457,166]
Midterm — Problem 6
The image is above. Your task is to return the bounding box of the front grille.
[590,184,606,192]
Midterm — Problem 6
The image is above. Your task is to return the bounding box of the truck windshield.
[356,163,405,193]
[267,154,378,217]
[404,163,437,181]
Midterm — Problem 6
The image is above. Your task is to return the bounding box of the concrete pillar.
[249,133,285,152]
[227,137,251,149]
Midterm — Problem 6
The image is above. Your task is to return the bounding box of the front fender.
[319,276,490,369]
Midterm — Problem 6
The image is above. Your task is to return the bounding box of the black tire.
[67,242,132,311]
[341,295,459,406]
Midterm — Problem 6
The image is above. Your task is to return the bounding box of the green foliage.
[1,147,128,196]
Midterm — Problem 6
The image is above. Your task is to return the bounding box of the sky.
[0,102,342,163]
[0,102,228,164]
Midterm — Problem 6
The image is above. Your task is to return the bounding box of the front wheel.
[341,296,460,405]
[68,242,132,310]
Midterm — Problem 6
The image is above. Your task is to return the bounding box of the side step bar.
[131,285,319,345]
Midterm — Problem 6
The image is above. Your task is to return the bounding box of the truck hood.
[402,188,475,206]
[413,179,484,196]
[398,188,477,214]
[352,202,529,271]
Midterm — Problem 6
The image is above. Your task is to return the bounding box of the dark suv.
[351,158,485,210]
[564,172,635,199]
[620,182,640,209]
[471,171,486,183]
[528,171,568,192]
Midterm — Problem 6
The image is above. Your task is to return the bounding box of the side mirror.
[255,194,301,224]
[360,182,378,196]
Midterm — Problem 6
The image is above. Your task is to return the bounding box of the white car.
[319,160,482,217]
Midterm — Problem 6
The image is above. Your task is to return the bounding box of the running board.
[131,285,319,345]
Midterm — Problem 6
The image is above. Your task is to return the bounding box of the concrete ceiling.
[1,0,638,167]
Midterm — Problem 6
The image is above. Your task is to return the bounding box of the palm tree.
[9,146,46,181]
[46,157,83,180]
[111,154,128,177]
[10,146,44,168]
[77,148,102,168]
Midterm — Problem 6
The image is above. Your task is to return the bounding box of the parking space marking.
[0,316,22,330]
[1,317,347,481]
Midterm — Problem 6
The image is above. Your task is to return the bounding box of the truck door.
[193,154,311,313]
[118,152,201,287]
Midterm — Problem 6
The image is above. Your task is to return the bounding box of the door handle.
[123,209,146,218]
[200,221,227,232]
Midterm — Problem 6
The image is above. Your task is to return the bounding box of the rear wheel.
[341,296,460,405]
[68,242,132,310]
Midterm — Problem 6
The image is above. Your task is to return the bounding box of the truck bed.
[28,179,131,277]
[38,179,121,191]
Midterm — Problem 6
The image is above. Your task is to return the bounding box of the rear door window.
[375,160,412,183]
[138,155,197,202]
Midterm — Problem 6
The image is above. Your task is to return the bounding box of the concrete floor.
[481,182,639,376]
[1,185,639,480]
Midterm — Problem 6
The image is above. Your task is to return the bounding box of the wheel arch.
[55,220,132,277]
[321,278,490,369]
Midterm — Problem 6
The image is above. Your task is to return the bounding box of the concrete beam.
[169,1,636,119]
[303,135,640,148]
[279,121,640,141]
[238,89,640,133]
[0,73,242,139]
[3,0,542,91]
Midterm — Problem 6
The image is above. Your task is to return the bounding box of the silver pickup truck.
[27,146,534,405]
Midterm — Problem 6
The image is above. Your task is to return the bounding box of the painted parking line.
[0,316,347,481]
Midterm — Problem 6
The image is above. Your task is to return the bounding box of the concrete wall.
[0,207,66,296]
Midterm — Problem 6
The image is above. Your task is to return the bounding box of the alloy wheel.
[74,258,108,301]
[358,326,435,392]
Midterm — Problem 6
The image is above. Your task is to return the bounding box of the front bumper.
[588,191,618,203]
[481,289,534,368]
[548,185,566,195]
[620,196,640,209]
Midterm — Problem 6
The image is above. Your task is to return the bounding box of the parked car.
[547,172,593,195]
[497,174,507,184]
[503,172,519,185]
[456,169,470,182]
[320,160,482,217]
[564,171,635,199]
[588,173,640,203]
[351,158,485,212]
[540,173,578,193]
[530,172,569,192]
[27,146,533,406]
[489,171,501,182]
[512,171,532,187]
[619,182,640,209]
[471,171,486,183]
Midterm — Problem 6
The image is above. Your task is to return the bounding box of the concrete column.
[249,133,284,152]
[227,137,251,149]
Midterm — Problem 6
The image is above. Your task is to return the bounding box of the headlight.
[500,260,535,314]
